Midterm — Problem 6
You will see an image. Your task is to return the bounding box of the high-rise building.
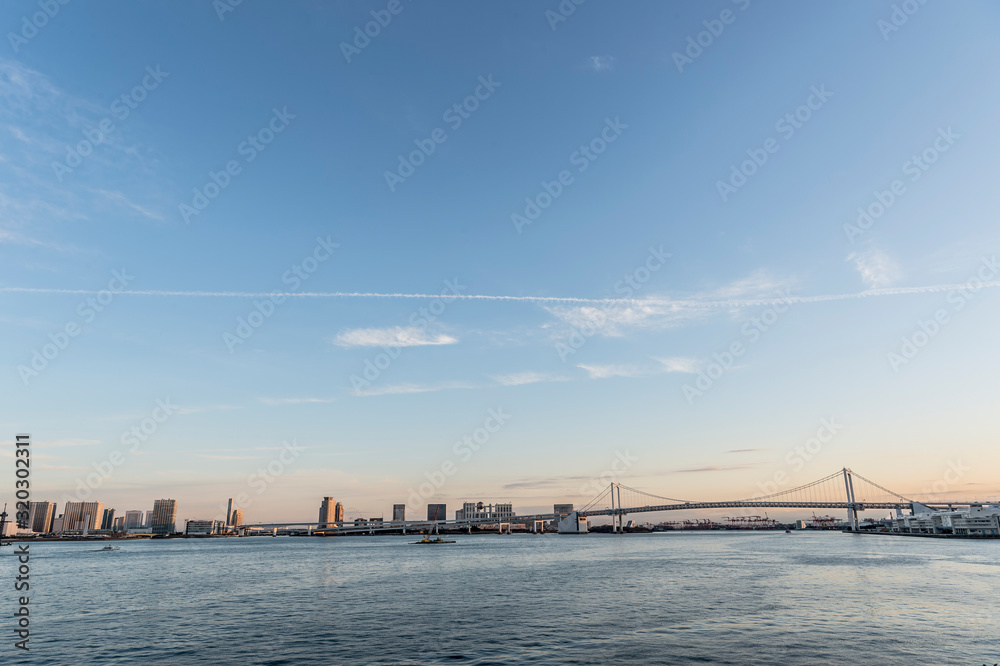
[62,501,105,532]
[393,504,406,521]
[554,504,574,517]
[112,516,125,531]
[456,502,478,520]
[230,509,243,527]
[318,497,337,526]
[335,501,344,522]
[455,502,512,521]
[226,498,234,525]
[124,510,144,530]
[427,504,447,521]
[185,520,223,535]
[27,501,55,533]
[101,508,116,530]
[150,499,178,535]
[144,510,154,528]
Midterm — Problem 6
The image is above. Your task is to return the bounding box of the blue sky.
[2,0,999,524]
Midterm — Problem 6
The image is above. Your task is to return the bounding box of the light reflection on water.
[3,531,998,664]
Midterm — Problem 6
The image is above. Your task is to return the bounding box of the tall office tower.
[124,510,144,529]
[150,499,178,535]
[491,503,513,519]
[427,504,447,521]
[27,501,55,533]
[62,501,105,532]
[230,509,243,527]
[144,510,154,528]
[456,502,478,521]
[318,497,336,526]
[101,508,116,530]
[554,504,574,517]
[393,504,405,521]
[112,516,125,531]
[51,514,64,533]
[334,502,344,522]
[226,498,234,525]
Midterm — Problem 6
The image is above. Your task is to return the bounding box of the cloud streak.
[333,326,457,348]
[6,281,1000,306]
[578,363,651,379]
[491,371,567,386]
[258,397,337,406]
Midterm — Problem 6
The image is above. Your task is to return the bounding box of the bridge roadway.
[243,499,981,535]
[245,514,562,535]
[580,500,913,516]
[240,504,891,535]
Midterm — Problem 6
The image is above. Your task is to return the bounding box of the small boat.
[785,529,792,534]
[101,545,121,551]
[410,537,455,545]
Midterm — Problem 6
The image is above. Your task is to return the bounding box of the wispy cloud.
[545,269,794,337]
[654,357,702,374]
[90,188,164,220]
[0,57,165,246]
[544,302,691,338]
[847,248,899,288]
[502,475,595,490]
[6,278,1000,310]
[333,325,457,348]
[258,396,337,406]
[726,448,767,453]
[578,363,652,379]
[673,464,759,473]
[491,371,567,386]
[196,454,259,461]
[588,55,615,72]
[706,269,788,300]
[352,381,479,397]
[578,357,705,380]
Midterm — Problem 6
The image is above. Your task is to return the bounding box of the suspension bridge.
[575,468,951,532]
[243,468,989,536]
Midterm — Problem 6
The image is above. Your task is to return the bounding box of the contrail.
[1,282,998,307]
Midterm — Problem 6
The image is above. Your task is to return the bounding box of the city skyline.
[15,459,994,533]
[3,2,1000,523]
